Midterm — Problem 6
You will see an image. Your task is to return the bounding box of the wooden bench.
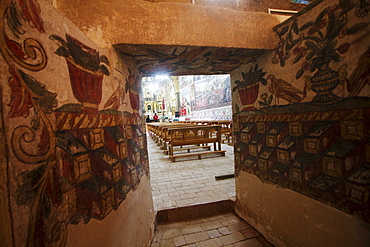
[166,125,226,162]
[169,120,233,145]
[146,122,226,162]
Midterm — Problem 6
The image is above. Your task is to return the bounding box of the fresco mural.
[0,0,148,246]
[116,44,267,76]
[233,0,370,223]
[178,74,231,115]
[194,75,231,111]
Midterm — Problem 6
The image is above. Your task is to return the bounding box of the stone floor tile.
[195,238,223,247]
[206,229,222,239]
[180,193,199,200]
[241,228,260,239]
[158,238,175,247]
[174,235,187,246]
[176,198,196,205]
[148,137,235,211]
[181,224,203,235]
[184,231,209,244]
[200,220,223,231]
[219,215,241,227]
[162,228,183,239]
[218,232,246,245]
[233,238,264,247]
[185,218,205,226]
[218,226,232,236]
[227,221,252,233]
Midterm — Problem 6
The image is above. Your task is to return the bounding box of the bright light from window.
[154,74,169,80]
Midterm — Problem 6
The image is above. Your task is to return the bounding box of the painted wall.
[143,0,307,12]
[54,0,280,49]
[232,0,370,246]
[178,74,232,119]
[0,0,155,246]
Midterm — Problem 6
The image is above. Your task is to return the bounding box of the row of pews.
[146,121,232,162]
[176,120,233,145]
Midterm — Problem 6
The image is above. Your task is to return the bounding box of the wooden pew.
[146,122,226,161]
[166,124,225,162]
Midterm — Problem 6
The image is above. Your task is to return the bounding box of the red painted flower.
[18,0,45,33]
[339,27,348,39]
[301,62,311,71]
[292,46,301,55]
[299,47,307,56]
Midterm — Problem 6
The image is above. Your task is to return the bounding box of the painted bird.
[267,74,304,104]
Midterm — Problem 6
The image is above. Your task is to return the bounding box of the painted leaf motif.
[8,67,33,118]
[280,58,285,67]
[268,95,273,105]
[18,0,45,33]
[315,7,328,26]
[18,70,58,114]
[235,104,240,113]
[5,2,25,38]
[279,26,289,36]
[45,166,62,206]
[293,54,303,64]
[300,21,315,31]
[347,23,369,35]
[15,164,46,205]
[293,20,299,35]
[104,86,124,110]
[38,125,49,155]
[54,46,70,58]
[306,50,316,61]
[310,57,320,72]
[296,69,304,79]
[305,40,317,50]
[5,34,27,60]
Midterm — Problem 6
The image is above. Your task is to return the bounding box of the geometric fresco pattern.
[234,108,370,223]
[55,111,148,222]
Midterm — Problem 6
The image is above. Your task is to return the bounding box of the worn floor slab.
[148,136,235,211]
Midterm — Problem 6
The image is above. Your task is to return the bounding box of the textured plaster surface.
[235,171,370,247]
[55,0,279,49]
[66,175,155,247]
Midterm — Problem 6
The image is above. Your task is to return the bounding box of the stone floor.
[148,136,236,211]
[147,135,273,247]
[151,212,273,247]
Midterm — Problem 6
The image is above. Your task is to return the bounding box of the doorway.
[142,74,235,211]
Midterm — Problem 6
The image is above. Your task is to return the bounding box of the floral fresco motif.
[272,0,369,103]
[125,69,141,116]
[234,0,370,224]
[233,64,267,111]
[2,1,47,71]
[50,34,110,113]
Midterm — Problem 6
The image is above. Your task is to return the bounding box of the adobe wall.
[0,0,155,246]
[54,0,280,49]
[142,0,306,12]
[231,0,370,246]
